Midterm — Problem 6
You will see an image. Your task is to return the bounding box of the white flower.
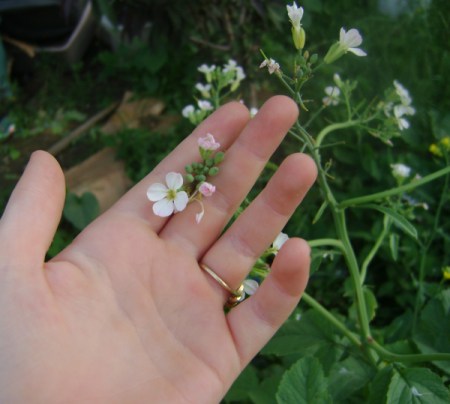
[195,83,211,98]
[250,107,259,117]
[393,80,412,106]
[333,73,343,87]
[322,86,341,106]
[223,59,237,72]
[243,279,259,296]
[339,28,367,56]
[198,64,216,74]
[286,2,303,30]
[147,172,189,217]
[260,58,280,74]
[182,105,195,118]
[393,105,415,130]
[391,163,411,178]
[198,133,220,150]
[197,100,213,111]
[199,182,216,197]
[273,232,289,253]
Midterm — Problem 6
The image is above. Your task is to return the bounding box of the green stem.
[360,217,392,284]
[315,120,359,147]
[308,238,344,251]
[369,338,450,363]
[339,165,450,209]
[302,293,361,347]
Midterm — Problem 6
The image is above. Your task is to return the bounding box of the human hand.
[0,96,317,403]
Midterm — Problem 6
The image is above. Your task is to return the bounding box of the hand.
[0,96,317,403]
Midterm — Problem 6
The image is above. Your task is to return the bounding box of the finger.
[201,153,316,296]
[0,151,65,268]
[160,96,300,257]
[109,101,251,231]
[226,238,310,367]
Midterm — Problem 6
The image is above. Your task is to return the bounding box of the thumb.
[0,151,66,269]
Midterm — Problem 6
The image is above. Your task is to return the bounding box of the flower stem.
[339,165,450,208]
[316,120,359,147]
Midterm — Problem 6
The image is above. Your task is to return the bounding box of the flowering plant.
[180,2,450,402]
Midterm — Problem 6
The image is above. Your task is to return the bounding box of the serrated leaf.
[364,204,418,239]
[276,357,332,404]
[368,365,394,404]
[262,310,338,356]
[223,364,258,403]
[413,289,450,375]
[387,368,450,404]
[328,356,376,402]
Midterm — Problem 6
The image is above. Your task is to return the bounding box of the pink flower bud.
[198,133,220,150]
[199,182,216,197]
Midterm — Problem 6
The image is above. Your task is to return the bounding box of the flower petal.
[243,279,259,296]
[153,198,174,217]
[166,172,184,190]
[146,183,168,201]
[173,191,189,212]
[348,47,367,57]
[344,29,363,48]
[273,232,289,251]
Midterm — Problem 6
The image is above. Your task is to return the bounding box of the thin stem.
[360,217,392,284]
[308,238,344,251]
[302,292,361,347]
[368,338,450,363]
[339,165,450,208]
[315,120,359,147]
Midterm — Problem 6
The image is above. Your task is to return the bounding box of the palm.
[0,96,316,403]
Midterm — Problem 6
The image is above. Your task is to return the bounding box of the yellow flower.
[443,266,450,281]
[429,143,443,157]
[441,136,450,150]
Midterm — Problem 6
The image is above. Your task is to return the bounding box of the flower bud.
[292,27,306,50]
[185,164,193,173]
[186,174,195,183]
[214,151,225,164]
[208,167,219,176]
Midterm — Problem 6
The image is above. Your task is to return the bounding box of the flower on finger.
[147,172,189,217]
[199,182,216,197]
[324,28,367,64]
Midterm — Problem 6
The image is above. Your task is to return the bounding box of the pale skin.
[0,96,317,403]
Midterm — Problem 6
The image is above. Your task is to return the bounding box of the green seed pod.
[208,167,219,176]
[214,151,225,164]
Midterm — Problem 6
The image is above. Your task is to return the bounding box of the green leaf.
[389,233,399,261]
[387,368,450,404]
[223,364,258,403]
[249,370,284,404]
[368,365,394,404]
[364,205,418,239]
[328,356,376,402]
[349,286,378,322]
[262,310,338,357]
[413,289,450,375]
[276,357,332,404]
[63,192,100,231]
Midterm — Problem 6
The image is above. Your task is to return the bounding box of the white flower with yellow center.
[147,172,189,217]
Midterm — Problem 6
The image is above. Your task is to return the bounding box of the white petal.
[339,27,346,43]
[344,29,363,48]
[348,47,367,57]
[195,211,204,224]
[173,191,189,212]
[166,172,183,190]
[153,198,174,217]
[243,279,259,296]
[146,183,168,201]
[273,232,289,251]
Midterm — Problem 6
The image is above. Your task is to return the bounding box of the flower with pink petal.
[199,182,216,197]
[198,133,220,151]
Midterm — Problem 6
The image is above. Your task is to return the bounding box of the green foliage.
[63,192,100,231]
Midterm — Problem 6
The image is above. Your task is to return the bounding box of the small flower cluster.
[147,133,224,223]
[242,232,289,298]
[383,80,416,131]
[429,136,450,158]
[182,60,246,125]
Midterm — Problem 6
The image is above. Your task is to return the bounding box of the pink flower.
[199,182,216,197]
[198,133,220,150]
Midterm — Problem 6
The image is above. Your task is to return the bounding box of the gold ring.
[200,264,245,308]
